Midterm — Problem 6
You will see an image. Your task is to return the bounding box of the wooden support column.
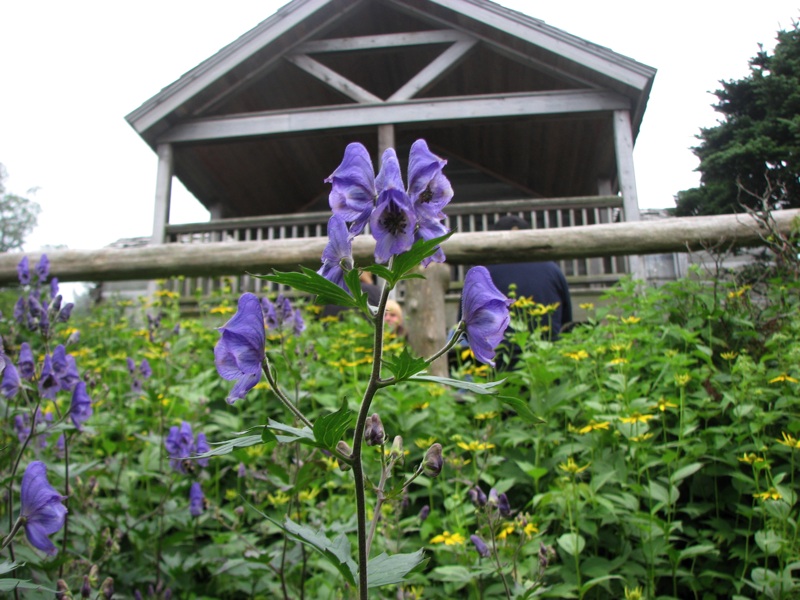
[151,143,173,245]
[378,124,395,157]
[404,263,451,377]
[612,110,645,280]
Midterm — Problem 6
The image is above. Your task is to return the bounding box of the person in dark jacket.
[487,215,573,338]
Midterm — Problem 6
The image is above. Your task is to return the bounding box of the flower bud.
[88,564,100,587]
[100,577,114,600]
[470,534,491,558]
[364,413,386,446]
[418,505,430,522]
[336,440,352,471]
[56,579,72,600]
[80,576,91,598]
[423,443,443,478]
[390,436,404,462]
[468,486,487,508]
[497,492,511,517]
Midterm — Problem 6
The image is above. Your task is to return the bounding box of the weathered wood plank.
[388,38,477,101]
[285,54,383,103]
[294,29,470,53]
[158,90,631,143]
[0,210,796,285]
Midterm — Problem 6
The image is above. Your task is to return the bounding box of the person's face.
[384,308,402,328]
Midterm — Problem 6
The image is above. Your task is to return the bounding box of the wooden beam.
[151,144,173,244]
[285,54,383,103]
[294,29,470,53]
[613,109,644,279]
[1,210,797,285]
[158,90,631,143]
[388,38,477,101]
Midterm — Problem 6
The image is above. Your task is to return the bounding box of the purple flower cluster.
[126,357,153,393]
[165,421,210,472]
[189,482,205,517]
[262,295,305,336]
[20,461,68,555]
[320,139,453,287]
[14,255,73,335]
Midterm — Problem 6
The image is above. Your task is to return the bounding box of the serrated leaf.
[251,507,357,586]
[366,549,427,587]
[0,561,22,576]
[0,579,57,592]
[382,346,429,381]
[409,374,504,395]
[497,395,543,423]
[313,400,354,451]
[261,268,357,308]
[267,420,317,445]
[384,232,453,286]
[195,434,264,458]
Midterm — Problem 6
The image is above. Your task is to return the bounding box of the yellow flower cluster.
[620,412,656,425]
[563,350,590,361]
[769,373,799,384]
[777,432,800,449]
[572,420,610,435]
[457,440,496,452]
[558,457,590,475]
[738,453,766,465]
[429,531,465,545]
[754,488,782,501]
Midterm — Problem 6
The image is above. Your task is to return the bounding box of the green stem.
[262,360,314,429]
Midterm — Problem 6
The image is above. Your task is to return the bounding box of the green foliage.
[4,267,800,598]
[0,164,40,252]
[675,21,800,215]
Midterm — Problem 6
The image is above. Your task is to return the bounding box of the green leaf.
[261,426,278,445]
[678,543,719,562]
[430,565,475,582]
[267,420,317,445]
[0,561,22,576]
[250,507,357,586]
[313,400,354,451]
[261,268,357,308]
[579,574,623,595]
[671,462,704,483]
[497,395,543,423]
[0,578,57,592]
[384,231,453,286]
[409,374,504,395]
[557,532,586,556]
[366,549,427,587]
[382,346,429,381]
[196,434,264,458]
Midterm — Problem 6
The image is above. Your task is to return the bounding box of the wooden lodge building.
[125,0,657,314]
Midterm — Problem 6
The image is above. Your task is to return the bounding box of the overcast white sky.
[1,1,797,254]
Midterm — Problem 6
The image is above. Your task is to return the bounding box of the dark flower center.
[419,186,434,204]
[381,208,408,235]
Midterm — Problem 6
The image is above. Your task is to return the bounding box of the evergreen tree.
[0,163,40,252]
[675,21,800,215]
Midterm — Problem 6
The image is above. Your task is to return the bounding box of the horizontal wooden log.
[0,210,797,285]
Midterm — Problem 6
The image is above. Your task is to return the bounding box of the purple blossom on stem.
[318,214,353,290]
[19,342,35,380]
[14,296,26,324]
[126,357,136,376]
[325,142,377,236]
[14,414,29,443]
[69,381,93,430]
[165,421,195,472]
[371,149,416,264]
[59,355,80,392]
[28,294,43,318]
[214,293,265,404]
[418,505,430,522]
[2,362,20,399]
[470,534,491,558]
[35,255,50,280]
[189,482,205,517]
[38,355,60,400]
[139,359,152,379]
[194,432,210,468]
[50,277,59,299]
[461,266,513,366]
[57,302,74,323]
[468,486,488,508]
[20,461,68,555]
[17,256,30,285]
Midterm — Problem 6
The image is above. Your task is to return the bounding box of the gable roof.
[126,0,656,218]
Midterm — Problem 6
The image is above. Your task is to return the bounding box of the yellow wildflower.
[414,402,430,410]
[429,531,465,546]
[254,381,271,391]
[624,587,643,600]
[720,351,738,360]
[298,488,320,503]
[579,303,594,310]
[630,433,654,443]
[321,455,339,471]
[460,348,475,361]
[576,420,610,435]
[474,411,499,420]
[620,412,656,425]
[447,456,471,469]
[674,373,691,387]
[738,453,765,465]
[608,357,628,365]
[621,316,641,324]
[777,432,800,449]
[523,522,538,537]
[769,373,799,384]
[267,491,291,506]
[513,296,536,308]
[754,488,782,501]
[496,524,516,541]
[656,397,678,412]
[563,350,589,361]
[209,305,234,315]
[225,489,237,501]
[727,285,751,299]
[610,342,631,352]
[415,437,437,450]
[457,441,496,452]
[558,457,590,475]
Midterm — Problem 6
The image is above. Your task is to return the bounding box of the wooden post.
[613,110,645,280]
[151,143,174,244]
[378,124,395,156]
[404,263,451,377]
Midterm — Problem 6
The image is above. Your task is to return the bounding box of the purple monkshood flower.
[38,355,60,400]
[292,308,305,336]
[326,142,377,236]
[419,505,430,522]
[69,381,93,431]
[2,362,20,399]
[14,296,26,324]
[19,343,35,380]
[126,357,136,376]
[166,421,194,472]
[214,293,265,404]
[194,432,210,468]
[28,294,43,318]
[17,256,31,285]
[20,461,68,555]
[14,414,29,443]
[371,149,417,264]
[55,434,66,459]
[189,482,205,517]
[470,534,491,558]
[318,214,353,290]
[35,255,50,281]
[140,359,152,379]
[468,486,488,508]
[488,488,512,517]
[237,462,247,478]
[461,267,513,366]
[407,139,453,223]
[57,302,74,323]
[50,277,59,299]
